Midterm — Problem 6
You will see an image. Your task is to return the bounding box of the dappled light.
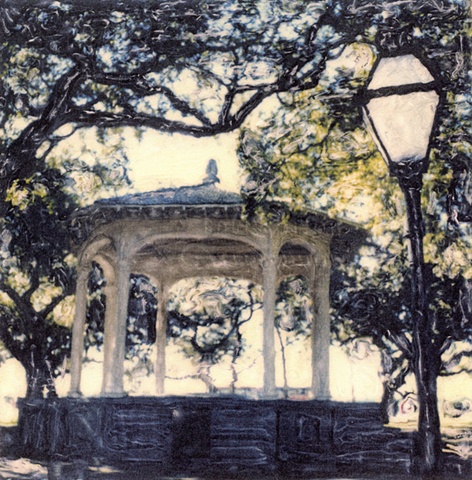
[0,0,470,477]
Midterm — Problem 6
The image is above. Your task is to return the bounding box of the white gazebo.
[68,161,364,400]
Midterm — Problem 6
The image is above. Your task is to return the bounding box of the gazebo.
[68,160,364,400]
[18,162,414,475]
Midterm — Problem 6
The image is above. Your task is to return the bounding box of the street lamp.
[362,44,442,474]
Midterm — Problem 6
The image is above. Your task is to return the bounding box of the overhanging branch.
[91,71,213,127]
[2,67,86,185]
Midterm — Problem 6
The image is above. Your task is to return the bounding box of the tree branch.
[2,66,85,185]
[385,331,413,358]
[67,108,213,136]
[0,279,35,321]
[91,71,213,126]
[40,291,70,319]
[21,272,40,304]
[441,348,472,373]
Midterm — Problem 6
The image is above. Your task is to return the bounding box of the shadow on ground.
[0,458,469,480]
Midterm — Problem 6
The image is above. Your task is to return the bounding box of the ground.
[0,458,469,480]
[0,458,46,479]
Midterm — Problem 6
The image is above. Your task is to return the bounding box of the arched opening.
[123,275,157,395]
[275,275,313,399]
[78,264,160,396]
[80,262,106,396]
[165,276,264,396]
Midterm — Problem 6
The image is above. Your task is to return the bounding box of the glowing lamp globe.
[363,54,439,169]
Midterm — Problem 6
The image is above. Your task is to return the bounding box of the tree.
[4,0,462,196]
[0,0,331,395]
[0,166,76,397]
[0,132,130,397]
[165,275,313,396]
[1,0,470,473]
[237,0,471,473]
[331,255,472,420]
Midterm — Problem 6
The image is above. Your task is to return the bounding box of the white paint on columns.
[101,249,131,397]
[69,267,89,397]
[155,283,168,395]
[101,278,118,395]
[262,229,281,397]
[311,256,331,400]
[113,257,131,395]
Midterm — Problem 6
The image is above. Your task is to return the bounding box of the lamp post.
[361,40,442,474]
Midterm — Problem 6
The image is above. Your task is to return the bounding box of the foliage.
[5,0,467,194]
[84,267,157,362]
[0,127,130,397]
[0,166,76,397]
[125,275,157,354]
[275,276,313,394]
[167,277,262,392]
[0,0,470,408]
[276,276,312,335]
[237,0,472,413]
[164,275,313,394]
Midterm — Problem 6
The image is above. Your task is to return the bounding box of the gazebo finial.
[203,159,219,184]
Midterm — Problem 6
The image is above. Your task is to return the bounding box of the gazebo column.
[262,240,280,397]
[101,255,131,397]
[69,266,89,397]
[311,256,331,400]
[155,283,168,395]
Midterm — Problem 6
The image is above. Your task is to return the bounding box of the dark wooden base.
[18,397,415,476]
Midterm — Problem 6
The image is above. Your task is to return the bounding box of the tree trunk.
[24,345,57,399]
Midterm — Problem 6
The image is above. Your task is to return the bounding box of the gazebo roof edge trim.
[69,201,367,257]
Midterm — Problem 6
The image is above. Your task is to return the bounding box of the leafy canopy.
[237,0,472,412]
[0,0,470,400]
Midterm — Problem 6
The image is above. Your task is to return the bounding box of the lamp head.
[362,27,440,183]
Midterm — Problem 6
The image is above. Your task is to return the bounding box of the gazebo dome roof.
[97,179,241,207]
[97,159,241,207]
[70,160,367,258]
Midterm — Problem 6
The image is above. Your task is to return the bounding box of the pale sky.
[125,129,244,193]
